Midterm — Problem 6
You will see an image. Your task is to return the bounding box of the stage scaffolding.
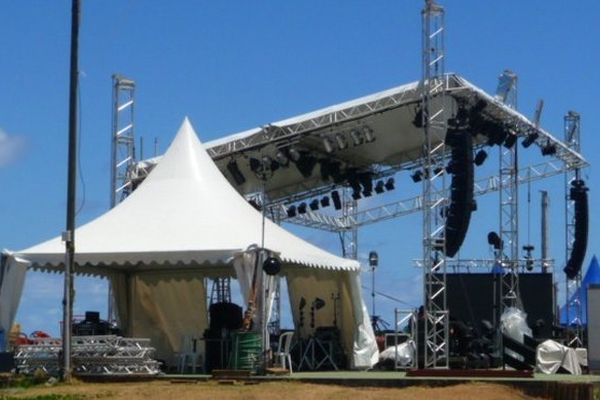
[564,111,583,347]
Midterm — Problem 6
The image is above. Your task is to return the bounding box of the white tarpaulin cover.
[536,339,582,375]
[0,118,377,367]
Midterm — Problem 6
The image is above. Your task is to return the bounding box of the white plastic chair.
[177,335,203,374]
[273,331,294,373]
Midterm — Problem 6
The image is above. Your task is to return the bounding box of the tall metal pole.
[540,190,549,272]
[62,0,81,382]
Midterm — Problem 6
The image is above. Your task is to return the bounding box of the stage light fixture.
[331,190,342,210]
[226,159,246,186]
[309,199,319,211]
[503,133,517,149]
[363,126,375,143]
[411,170,423,183]
[275,150,289,167]
[368,251,379,268]
[294,151,317,178]
[541,142,557,156]
[358,173,373,197]
[286,205,297,218]
[248,199,262,211]
[412,106,424,128]
[350,130,363,146]
[249,157,262,173]
[288,147,301,162]
[262,156,279,172]
[474,149,488,166]
[320,196,330,207]
[521,131,539,148]
[297,202,307,214]
[384,178,395,191]
[335,133,347,150]
[374,180,385,194]
[322,137,334,153]
[487,231,503,250]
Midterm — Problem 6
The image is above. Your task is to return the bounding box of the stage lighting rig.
[309,199,319,211]
[335,133,347,150]
[521,130,539,148]
[331,190,342,210]
[226,159,246,186]
[322,137,334,153]
[503,132,518,149]
[541,142,557,156]
[487,231,503,250]
[384,177,395,191]
[411,170,423,183]
[297,202,307,214]
[286,205,297,218]
[350,129,364,146]
[363,126,375,143]
[374,180,385,194]
[320,196,330,207]
[474,149,488,166]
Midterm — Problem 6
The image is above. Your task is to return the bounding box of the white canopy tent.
[0,118,378,368]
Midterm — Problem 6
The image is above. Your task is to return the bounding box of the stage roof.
[133,74,587,204]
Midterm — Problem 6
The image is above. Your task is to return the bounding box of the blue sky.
[1,1,599,336]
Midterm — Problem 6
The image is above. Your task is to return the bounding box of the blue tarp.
[560,255,600,325]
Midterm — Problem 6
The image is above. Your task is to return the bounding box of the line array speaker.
[564,179,589,279]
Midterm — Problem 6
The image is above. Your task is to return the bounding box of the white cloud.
[0,128,26,166]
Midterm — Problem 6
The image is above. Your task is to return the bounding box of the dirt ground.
[0,380,545,400]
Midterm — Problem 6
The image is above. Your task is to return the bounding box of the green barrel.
[230,331,261,372]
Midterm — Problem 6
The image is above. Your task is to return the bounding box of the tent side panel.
[0,256,28,346]
[129,270,208,366]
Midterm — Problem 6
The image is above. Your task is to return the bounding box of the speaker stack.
[444,128,475,257]
[564,179,589,279]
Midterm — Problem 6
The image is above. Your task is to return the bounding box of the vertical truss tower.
[421,0,449,369]
[496,70,521,311]
[341,188,359,260]
[564,111,583,346]
[110,75,136,207]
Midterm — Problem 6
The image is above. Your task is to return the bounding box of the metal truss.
[564,111,583,347]
[282,159,572,232]
[496,70,521,312]
[421,0,448,369]
[15,335,160,376]
[110,75,136,206]
[442,258,554,273]
[210,277,231,304]
[341,188,359,259]
[393,309,418,370]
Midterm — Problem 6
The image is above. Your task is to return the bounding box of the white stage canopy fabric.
[0,118,378,368]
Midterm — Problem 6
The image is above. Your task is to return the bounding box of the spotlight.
[322,137,334,153]
[297,202,307,214]
[294,151,317,178]
[309,199,319,211]
[358,173,373,197]
[411,170,423,183]
[474,149,488,166]
[374,181,385,194]
[288,147,301,162]
[226,159,246,186]
[503,133,517,149]
[248,199,262,211]
[363,126,375,143]
[335,134,347,150]
[350,130,363,146]
[249,157,262,173]
[331,190,342,210]
[487,231,503,250]
[368,251,379,268]
[348,173,362,200]
[412,106,424,128]
[384,178,395,191]
[320,196,330,207]
[541,142,557,156]
[286,205,297,218]
[262,156,279,172]
[521,131,539,148]
[275,150,289,167]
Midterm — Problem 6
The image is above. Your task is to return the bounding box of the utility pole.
[62,0,81,382]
